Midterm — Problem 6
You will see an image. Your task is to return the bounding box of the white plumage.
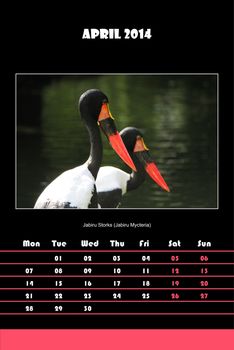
[96,166,130,195]
[34,164,95,209]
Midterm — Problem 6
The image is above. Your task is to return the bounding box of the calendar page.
[4,2,234,349]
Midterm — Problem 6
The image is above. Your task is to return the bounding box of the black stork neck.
[85,120,103,179]
[79,90,108,180]
[126,153,146,192]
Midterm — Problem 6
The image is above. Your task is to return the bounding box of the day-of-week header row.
[21,240,212,248]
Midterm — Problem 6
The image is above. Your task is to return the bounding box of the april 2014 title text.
[82,28,152,40]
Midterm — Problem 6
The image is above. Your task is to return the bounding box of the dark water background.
[17,75,217,208]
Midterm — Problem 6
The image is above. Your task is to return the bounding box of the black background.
[5,1,234,328]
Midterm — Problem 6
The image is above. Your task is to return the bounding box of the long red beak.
[109,133,137,171]
[145,162,170,192]
[133,135,170,192]
[98,102,136,172]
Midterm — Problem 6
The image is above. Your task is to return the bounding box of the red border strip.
[1,330,234,350]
